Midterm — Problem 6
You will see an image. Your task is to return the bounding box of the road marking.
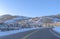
[22,30,39,39]
[49,29,60,39]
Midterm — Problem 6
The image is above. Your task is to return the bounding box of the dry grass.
[43,22,60,26]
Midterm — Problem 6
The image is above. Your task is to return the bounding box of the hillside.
[0,14,60,31]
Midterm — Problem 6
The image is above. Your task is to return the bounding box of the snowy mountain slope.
[4,16,31,24]
[0,14,60,30]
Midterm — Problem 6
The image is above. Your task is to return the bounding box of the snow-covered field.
[0,28,41,37]
[53,26,60,33]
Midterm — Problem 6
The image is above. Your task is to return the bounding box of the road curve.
[0,28,60,39]
[22,28,60,39]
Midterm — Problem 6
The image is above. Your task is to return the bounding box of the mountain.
[0,15,31,23]
[0,14,60,31]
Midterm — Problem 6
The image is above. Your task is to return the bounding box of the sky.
[0,0,60,17]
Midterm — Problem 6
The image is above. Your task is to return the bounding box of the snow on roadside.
[0,28,40,37]
[53,26,60,33]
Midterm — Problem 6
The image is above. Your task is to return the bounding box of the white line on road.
[22,30,39,39]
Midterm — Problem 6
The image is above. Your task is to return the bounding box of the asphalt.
[0,28,60,39]
[25,28,60,39]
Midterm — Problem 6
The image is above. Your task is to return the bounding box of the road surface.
[0,28,60,39]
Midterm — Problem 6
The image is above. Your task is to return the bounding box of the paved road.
[0,28,60,39]
[23,28,60,39]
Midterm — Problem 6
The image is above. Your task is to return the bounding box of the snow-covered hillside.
[0,14,60,31]
[4,16,30,24]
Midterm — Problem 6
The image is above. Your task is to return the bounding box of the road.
[0,28,60,39]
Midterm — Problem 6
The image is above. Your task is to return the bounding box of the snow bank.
[0,28,40,37]
[53,26,60,33]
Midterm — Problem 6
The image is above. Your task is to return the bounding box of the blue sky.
[0,0,60,17]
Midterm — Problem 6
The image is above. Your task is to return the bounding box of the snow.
[0,28,41,37]
[53,26,60,33]
[53,18,60,22]
[4,17,29,24]
[4,18,22,24]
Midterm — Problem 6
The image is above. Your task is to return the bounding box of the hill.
[0,14,60,31]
